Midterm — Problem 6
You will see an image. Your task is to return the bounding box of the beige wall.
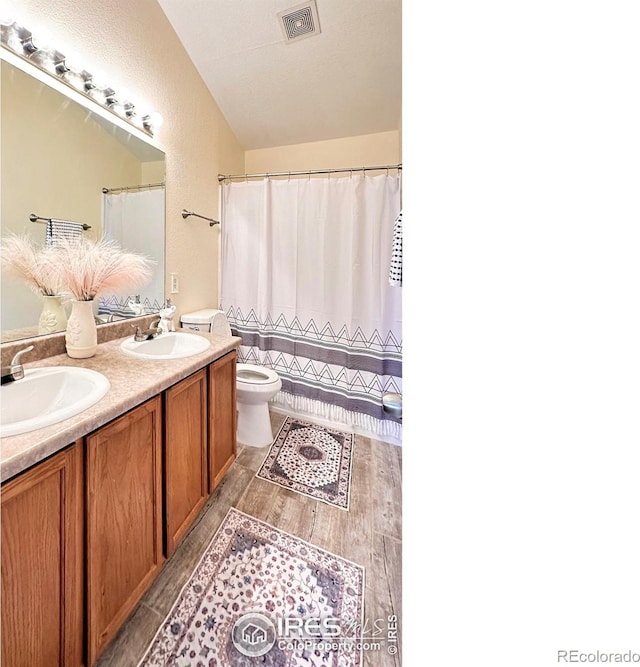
[244,130,401,175]
[141,161,165,185]
[12,0,244,320]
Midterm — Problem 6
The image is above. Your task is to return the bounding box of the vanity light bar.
[0,19,163,137]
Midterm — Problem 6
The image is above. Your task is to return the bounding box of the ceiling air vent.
[278,1,321,43]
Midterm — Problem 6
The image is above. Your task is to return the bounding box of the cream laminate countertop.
[0,331,241,484]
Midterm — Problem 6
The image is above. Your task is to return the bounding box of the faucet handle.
[1,345,34,384]
[10,345,34,366]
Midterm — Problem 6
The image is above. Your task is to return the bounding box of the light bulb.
[149,111,163,128]
[63,50,82,73]
[141,111,159,132]
[29,27,51,51]
[91,69,108,89]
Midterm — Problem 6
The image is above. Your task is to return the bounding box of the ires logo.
[276,615,341,638]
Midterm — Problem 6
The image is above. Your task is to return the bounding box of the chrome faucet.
[132,317,162,341]
[1,345,34,384]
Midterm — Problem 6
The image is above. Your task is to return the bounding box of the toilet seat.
[236,363,280,385]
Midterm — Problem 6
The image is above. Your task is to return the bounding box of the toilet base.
[237,401,274,447]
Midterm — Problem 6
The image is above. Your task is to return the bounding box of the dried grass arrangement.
[43,236,155,301]
[1,233,154,303]
[0,234,61,296]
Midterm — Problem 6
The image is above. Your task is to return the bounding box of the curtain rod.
[217,163,402,182]
[102,181,165,194]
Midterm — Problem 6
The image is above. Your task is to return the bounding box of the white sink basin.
[0,367,110,437]
[119,332,211,360]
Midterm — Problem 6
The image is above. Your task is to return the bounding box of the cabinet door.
[208,350,237,492]
[1,443,83,667]
[164,368,208,556]
[86,397,163,664]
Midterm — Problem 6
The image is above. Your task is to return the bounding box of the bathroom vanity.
[0,328,240,666]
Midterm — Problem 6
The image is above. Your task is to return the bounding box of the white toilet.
[180,309,282,448]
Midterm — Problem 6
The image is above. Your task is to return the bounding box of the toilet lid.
[236,364,279,385]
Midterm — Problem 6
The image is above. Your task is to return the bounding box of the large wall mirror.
[0,52,166,343]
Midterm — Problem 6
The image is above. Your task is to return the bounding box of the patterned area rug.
[138,508,364,667]
[256,417,355,511]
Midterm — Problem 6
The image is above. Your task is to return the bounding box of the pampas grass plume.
[45,236,155,301]
[0,234,60,296]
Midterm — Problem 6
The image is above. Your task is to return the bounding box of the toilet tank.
[180,309,231,336]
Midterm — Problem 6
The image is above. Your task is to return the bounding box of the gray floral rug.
[256,417,355,510]
[138,508,364,666]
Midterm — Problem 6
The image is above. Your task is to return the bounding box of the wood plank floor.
[95,411,402,666]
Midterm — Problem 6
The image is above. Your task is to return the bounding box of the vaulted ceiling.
[157,0,402,150]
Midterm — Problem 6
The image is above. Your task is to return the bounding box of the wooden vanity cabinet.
[85,396,164,665]
[1,443,84,667]
[162,353,237,555]
[208,350,237,492]
[163,368,208,556]
[1,347,238,666]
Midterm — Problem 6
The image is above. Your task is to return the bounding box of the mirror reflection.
[0,57,166,343]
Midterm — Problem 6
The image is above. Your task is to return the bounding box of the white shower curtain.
[100,189,165,315]
[221,174,402,443]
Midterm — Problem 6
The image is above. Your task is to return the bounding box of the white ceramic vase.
[65,299,98,358]
[38,295,68,335]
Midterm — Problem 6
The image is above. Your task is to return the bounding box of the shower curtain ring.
[362,166,365,177]
[288,172,291,182]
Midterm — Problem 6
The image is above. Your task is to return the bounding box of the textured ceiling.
[157,0,402,150]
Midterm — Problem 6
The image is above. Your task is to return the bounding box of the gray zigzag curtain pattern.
[221,174,402,442]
